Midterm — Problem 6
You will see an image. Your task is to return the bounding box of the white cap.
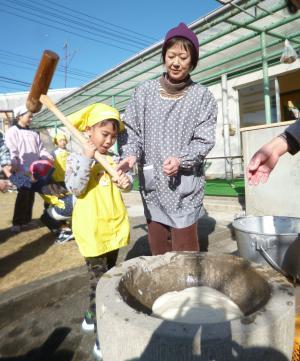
[14,105,28,118]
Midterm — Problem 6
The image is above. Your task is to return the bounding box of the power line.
[1,0,150,51]
[0,58,90,83]
[11,0,149,48]
[0,76,31,87]
[0,51,95,82]
[0,50,97,77]
[0,6,137,53]
[0,84,25,92]
[0,0,159,92]
[45,0,157,42]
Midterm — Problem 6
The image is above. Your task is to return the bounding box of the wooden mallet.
[26,50,118,179]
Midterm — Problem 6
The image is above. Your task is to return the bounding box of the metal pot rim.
[232,215,300,237]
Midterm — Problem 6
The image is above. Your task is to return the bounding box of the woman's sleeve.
[284,119,300,155]
[4,128,20,167]
[179,89,218,168]
[65,153,93,197]
[119,86,144,160]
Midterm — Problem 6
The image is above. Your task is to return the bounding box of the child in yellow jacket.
[65,103,131,360]
[51,133,69,185]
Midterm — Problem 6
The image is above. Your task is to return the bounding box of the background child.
[5,105,53,232]
[51,133,69,186]
[65,103,131,360]
[9,159,74,244]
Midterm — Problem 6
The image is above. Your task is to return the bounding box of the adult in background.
[5,105,53,232]
[118,23,217,255]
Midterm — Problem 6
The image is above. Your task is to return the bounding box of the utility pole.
[63,42,68,88]
[63,42,77,88]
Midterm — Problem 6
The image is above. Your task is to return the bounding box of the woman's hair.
[286,0,298,13]
[97,118,120,132]
[162,37,199,70]
[12,118,19,126]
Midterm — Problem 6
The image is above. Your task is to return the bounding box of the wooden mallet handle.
[40,94,118,179]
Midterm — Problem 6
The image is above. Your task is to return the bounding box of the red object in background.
[29,160,53,178]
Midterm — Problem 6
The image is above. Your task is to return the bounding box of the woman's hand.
[163,157,180,176]
[113,170,131,190]
[83,139,97,159]
[117,156,137,173]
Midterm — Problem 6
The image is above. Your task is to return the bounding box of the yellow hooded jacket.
[72,158,130,257]
[52,134,69,183]
[52,148,69,183]
[68,103,129,257]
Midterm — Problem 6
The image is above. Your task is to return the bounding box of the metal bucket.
[232,216,300,281]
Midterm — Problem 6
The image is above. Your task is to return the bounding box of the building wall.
[242,123,300,217]
[205,59,300,178]
[3,59,300,179]
[0,88,77,131]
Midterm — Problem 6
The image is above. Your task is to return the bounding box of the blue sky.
[1,0,220,93]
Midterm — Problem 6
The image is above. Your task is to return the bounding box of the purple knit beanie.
[163,22,199,57]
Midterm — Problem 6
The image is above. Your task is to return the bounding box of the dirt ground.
[0,192,84,293]
[0,191,148,295]
[0,189,238,296]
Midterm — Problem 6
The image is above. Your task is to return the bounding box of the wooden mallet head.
[26,50,120,180]
[26,50,59,114]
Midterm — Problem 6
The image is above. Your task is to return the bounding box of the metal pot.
[232,215,300,281]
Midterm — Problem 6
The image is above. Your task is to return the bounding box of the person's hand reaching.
[247,137,288,185]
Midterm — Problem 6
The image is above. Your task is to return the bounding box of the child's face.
[87,122,118,154]
[57,139,67,149]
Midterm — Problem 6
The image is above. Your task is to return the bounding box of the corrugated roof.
[32,0,300,129]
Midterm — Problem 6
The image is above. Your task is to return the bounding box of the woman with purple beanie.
[118,23,217,255]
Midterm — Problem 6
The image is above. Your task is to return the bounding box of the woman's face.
[86,122,118,155]
[18,112,33,127]
[165,42,192,83]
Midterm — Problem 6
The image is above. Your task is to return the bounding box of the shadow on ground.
[0,232,54,278]
[125,213,217,260]
[0,327,73,361]
[198,213,216,252]
[0,219,44,245]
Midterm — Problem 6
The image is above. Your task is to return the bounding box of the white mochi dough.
[152,286,243,324]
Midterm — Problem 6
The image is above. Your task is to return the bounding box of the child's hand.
[2,165,12,178]
[113,170,131,190]
[84,139,97,159]
[0,180,11,193]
